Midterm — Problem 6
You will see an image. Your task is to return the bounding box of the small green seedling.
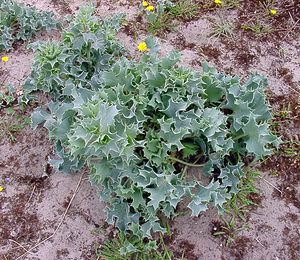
[97,232,173,260]
[211,17,235,38]
[213,217,247,246]
[0,107,30,142]
[169,0,198,21]
[224,169,261,221]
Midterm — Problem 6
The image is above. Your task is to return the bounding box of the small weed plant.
[0,85,30,142]
[0,107,30,142]
[25,6,280,239]
[0,0,58,51]
[224,168,261,221]
[0,86,15,108]
[142,0,198,34]
[97,232,172,260]
[211,15,235,38]
[142,0,177,34]
[212,216,247,246]
[168,0,198,20]
[200,0,241,9]
[241,20,273,36]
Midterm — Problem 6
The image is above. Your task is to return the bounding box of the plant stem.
[169,156,204,167]
[233,133,248,141]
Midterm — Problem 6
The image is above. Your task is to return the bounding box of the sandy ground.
[0,126,108,260]
[1,0,299,259]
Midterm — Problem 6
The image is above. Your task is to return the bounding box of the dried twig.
[260,176,282,195]
[283,83,300,95]
[15,171,85,260]
[9,239,32,255]
[255,237,266,248]
[26,185,36,205]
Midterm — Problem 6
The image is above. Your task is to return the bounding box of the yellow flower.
[138,41,148,52]
[146,5,155,11]
[142,1,148,7]
[270,9,277,16]
[1,56,9,62]
[0,186,4,192]
[214,0,222,5]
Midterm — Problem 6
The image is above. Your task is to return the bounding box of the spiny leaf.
[242,114,277,157]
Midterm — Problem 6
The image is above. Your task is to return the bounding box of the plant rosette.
[26,6,280,239]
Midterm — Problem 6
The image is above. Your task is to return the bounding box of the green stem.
[233,133,248,141]
[89,156,102,163]
[169,156,204,167]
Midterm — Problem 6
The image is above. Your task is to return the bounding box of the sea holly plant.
[0,0,58,52]
[25,6,280,238]
[24,6,125,100]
